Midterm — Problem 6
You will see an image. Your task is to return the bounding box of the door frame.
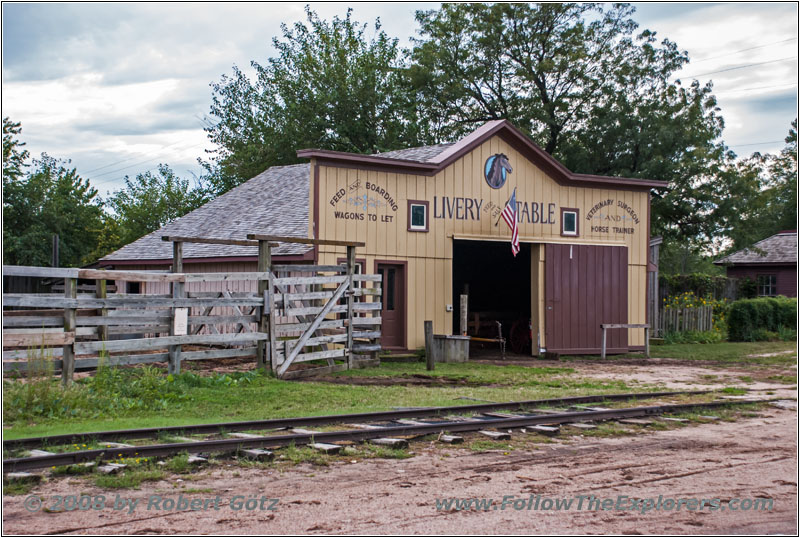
[374,259,408,351]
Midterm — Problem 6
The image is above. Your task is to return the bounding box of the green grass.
[93,469,165,489]
[5,342,791,440]
[4,362,641,439]
[636,341,795,365]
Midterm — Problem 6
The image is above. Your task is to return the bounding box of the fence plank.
[273,275,349,286]
[3,265,78,278]
[181,347,258,361]
[3,316,64,328]
[2,331,75,347]
[276,348,348,364]
[74,333,269,353]
[275,319,346,335]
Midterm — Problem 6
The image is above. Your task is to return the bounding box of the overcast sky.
[2,2,797,196]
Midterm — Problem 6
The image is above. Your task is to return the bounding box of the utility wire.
[729,140,785,148]
[717,82,797,93]
[692,37,797,64]
[88,141,207,181]
[679,56,797,79]
[82,138,188,174]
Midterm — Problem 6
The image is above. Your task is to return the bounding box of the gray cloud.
[2,1,797,198]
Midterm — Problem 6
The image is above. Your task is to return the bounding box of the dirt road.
[4,405,796,535]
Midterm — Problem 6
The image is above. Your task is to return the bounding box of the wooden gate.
[246,234,381,379]
[544,243,628,354]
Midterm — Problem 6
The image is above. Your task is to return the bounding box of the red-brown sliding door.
[544,244,628,354]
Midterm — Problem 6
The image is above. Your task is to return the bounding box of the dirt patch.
[4,408,796,534]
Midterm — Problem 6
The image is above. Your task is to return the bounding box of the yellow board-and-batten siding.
[311,134,650,351]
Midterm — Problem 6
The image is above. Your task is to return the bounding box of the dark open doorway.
[453,240,531,353]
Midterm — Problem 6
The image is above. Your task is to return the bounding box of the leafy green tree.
[104,164,210,247]
[717,119,798,251]
[205,6,419,194]
[3,154,104,267]
[3,117,29,182]
[409,3,732,246]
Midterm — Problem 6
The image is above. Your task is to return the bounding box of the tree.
[716,119,798,251]
[204,6,419,194]
[3,117,29,182]
[104,163,210,247]
[410,3,733,246]
[3,154,104,267]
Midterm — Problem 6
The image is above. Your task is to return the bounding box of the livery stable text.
[330,183,640,236]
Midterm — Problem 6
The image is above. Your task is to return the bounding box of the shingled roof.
[100,142,457,264]
[373,143,454,162]
[715,231,798,265]
[101,163,312,263]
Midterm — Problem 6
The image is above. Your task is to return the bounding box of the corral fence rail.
[3,235,382,382]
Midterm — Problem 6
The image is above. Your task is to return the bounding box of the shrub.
[727,296,797,341]
[663,330,724,345]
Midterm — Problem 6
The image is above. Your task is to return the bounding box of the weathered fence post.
[62,277,77,385]
[346,245,355,369]
[460,294,468,336]
[168,241,184,375]
[257,239,271,371]
[96,277,108,343]
[424,320,434,371]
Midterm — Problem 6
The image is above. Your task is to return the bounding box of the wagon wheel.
[509,318,531,355]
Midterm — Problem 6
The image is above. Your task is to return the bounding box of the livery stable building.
[99,120,666,356]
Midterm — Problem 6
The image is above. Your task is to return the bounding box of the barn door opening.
[544,244,628,354]
[453,239,531,354]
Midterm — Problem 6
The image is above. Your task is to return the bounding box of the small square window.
[561,208,579,237]
[757,274,777,296]
[408,200,429,232]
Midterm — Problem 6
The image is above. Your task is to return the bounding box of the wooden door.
[544,244,628,354]
[377,262,406,349]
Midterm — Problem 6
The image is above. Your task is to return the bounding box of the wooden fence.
[657,305,714,334]
[3,235,382,381]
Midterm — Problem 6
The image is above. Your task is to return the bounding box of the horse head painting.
[484,154,512,189]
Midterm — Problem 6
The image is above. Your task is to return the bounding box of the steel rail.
[4,390,707,450]
[4,399,768,472]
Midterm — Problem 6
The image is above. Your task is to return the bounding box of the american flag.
[501,187,520,257]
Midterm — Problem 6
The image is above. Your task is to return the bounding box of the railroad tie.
[524,425,560,436]
[370,438,408,449]
[566,423,597,430]
[479,430,511,440]
[239,449,274,462]
[438,435,464,444]
[5,472,41,483]
[312,443,342,454]
[617,418,654,426]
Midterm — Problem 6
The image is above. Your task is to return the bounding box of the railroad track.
[4,391,771,472]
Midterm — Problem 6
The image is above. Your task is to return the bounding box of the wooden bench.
[601,323,650,359]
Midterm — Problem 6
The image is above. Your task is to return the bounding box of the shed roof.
[715,231,797,265]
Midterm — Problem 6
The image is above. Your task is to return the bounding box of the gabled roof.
[100,164,311,263]
[715,231,798,265]
[298,120,667,190]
